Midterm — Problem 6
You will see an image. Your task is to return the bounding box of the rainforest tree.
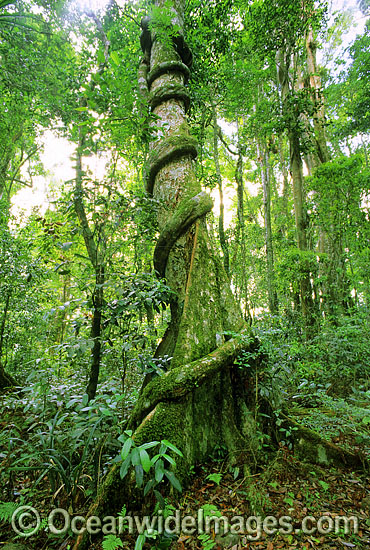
[73,2,261,546]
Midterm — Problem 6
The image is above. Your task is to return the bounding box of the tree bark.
[235,125,251,321]
[0,291,18,390]
[277,48,315,332]
[257,140,279,314]
[304,28,350,318]
[73,12,109,401]
[289,129,315,328]
[277,136,290,237]
[86,265,105,401]
[305,28,330,166]
[74,136,106,402]
[211,97,230,276]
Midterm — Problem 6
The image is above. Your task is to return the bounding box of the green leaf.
[121,438,133,460]
[162,454,176,466]
[135,464,144,487]
[102,534,124,550]
[119,456,131,479]
[139,448,152,473]
[139,441,160,450]
[144,479,156,496]
[154,490,165,509]
[318,480,330,492]
[131,448,140,466]
[100,407,113,417]
[0,501,19,522]
[161,440,183,457]
[110,51,120,66]
[97,48,106,64]
[201,504,221,518]
[164,470,182,492]
[155,464,164,483]
[134,533,146,550]
[206,473,222,485]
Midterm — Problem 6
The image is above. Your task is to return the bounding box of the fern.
[102,534,124,550]
[0,501,19,522]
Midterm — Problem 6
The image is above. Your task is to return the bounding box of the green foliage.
[255,308,370,399]
[1,4,370,549]
[206,473,222,485]
[0,379,127,507]
[102,535,124,550]
[198,533,216,550]
[0,500,19,522]
[117,432,183,502]
[338,21,370,135]
[245,0,326,59]
[9,408,103,505]
[0,217,50,379]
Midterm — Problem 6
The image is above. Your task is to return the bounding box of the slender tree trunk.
[305,28,351,318]
[235,123,251,320]
[289,129,315,327]
[305,28,330,165]
[0,292,17,390]
[277,49,315,332]
[211,98,230,276]
[257,140,279,314]
[278,136,290,236]
[73,13,109,401]
[74,139,105,402]
[86,265,105,401]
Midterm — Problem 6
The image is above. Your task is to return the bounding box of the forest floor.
[2,447,370,550]
[168,454,370,550]
[1,396,370,550]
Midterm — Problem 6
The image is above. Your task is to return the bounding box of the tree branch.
[217,127,238,156]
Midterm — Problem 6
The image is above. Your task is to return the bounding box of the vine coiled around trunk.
[139,35,212,281]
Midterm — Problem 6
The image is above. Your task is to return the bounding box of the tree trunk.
[257,140,279,314]
[289,129,315,329]
[305,28,330,165]
[0,292,17,391]
[74,140,105,402]
[211,98,230,276]
[72,3,259,547]
[277,135,290,237]
[86,265,104,401]
[73,13,109,401]
[235,124,251,320]
[304,28,351,318]
[277,49,315,333]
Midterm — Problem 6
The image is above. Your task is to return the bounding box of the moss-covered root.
[283,414,366,469]
[127,326,251,430]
